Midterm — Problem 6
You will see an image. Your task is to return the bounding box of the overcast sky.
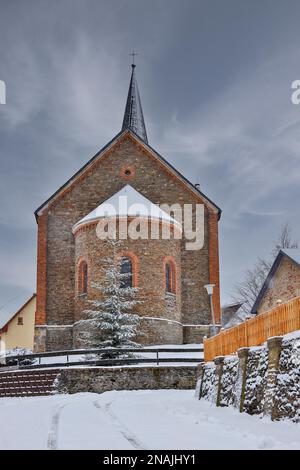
[1,0,300,314]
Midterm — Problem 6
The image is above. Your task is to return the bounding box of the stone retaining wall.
[55,365,199,394]
[196,334,300,421]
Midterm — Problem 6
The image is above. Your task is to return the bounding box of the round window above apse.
[120,165,136,180]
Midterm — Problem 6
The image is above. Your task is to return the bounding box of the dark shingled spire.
[122,64,148,143]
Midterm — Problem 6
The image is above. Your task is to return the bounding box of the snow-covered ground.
[0,390,299,450]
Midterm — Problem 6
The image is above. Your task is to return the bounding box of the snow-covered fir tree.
[75,238,142,355]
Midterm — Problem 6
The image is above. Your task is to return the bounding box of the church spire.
[122,60,148,143]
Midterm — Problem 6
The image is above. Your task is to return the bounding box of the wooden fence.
[204,296,300,362]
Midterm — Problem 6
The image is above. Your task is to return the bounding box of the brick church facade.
[34,64,221,352]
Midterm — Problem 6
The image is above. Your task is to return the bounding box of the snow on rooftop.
[0,291,35,330]
[73,185,181,232]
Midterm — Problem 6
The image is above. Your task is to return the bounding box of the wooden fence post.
[236,347,249,413]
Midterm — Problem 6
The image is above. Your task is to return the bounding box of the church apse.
[72,185,183,347]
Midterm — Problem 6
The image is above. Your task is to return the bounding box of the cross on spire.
[130,50,138,66]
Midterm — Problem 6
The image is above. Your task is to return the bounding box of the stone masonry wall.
[243,347,268,415]
[183,325,214,344]
[219,356,239,407]
[135,317,183,345]
[273,335,300,421]
[196,334,300,422]
[55,365,199,394]
[199,362,217,404]
[46,326,73,351]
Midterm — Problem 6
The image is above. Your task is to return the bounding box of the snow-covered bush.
[0,348,37,367]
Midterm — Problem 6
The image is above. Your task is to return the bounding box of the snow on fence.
[204,296,300,361]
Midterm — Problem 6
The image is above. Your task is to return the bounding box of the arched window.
[78,260,88,295]
[120,257,133,288]
[165,260,176,294]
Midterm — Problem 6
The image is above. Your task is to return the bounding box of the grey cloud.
[0,0,300,309]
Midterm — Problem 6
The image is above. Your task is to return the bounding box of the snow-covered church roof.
[73,185,181,232]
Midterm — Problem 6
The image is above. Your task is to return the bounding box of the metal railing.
[0,347,204,370]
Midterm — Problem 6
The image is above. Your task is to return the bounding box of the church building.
[34,63,222,352]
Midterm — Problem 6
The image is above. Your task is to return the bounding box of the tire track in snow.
[94,400,147,450]
[47,402,67,450]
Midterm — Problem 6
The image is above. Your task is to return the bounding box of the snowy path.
[93,399,147,450]
[0,390,300,449]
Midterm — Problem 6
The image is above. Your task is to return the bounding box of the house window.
[120,257,133,288]
[17,317,23,325]
[165,260,176,294]
[78,260,88,295]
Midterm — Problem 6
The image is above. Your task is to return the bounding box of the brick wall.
[35,132,220,350]
[258,257,300,314]
[208,212,221,323]
[35,212,47,325]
